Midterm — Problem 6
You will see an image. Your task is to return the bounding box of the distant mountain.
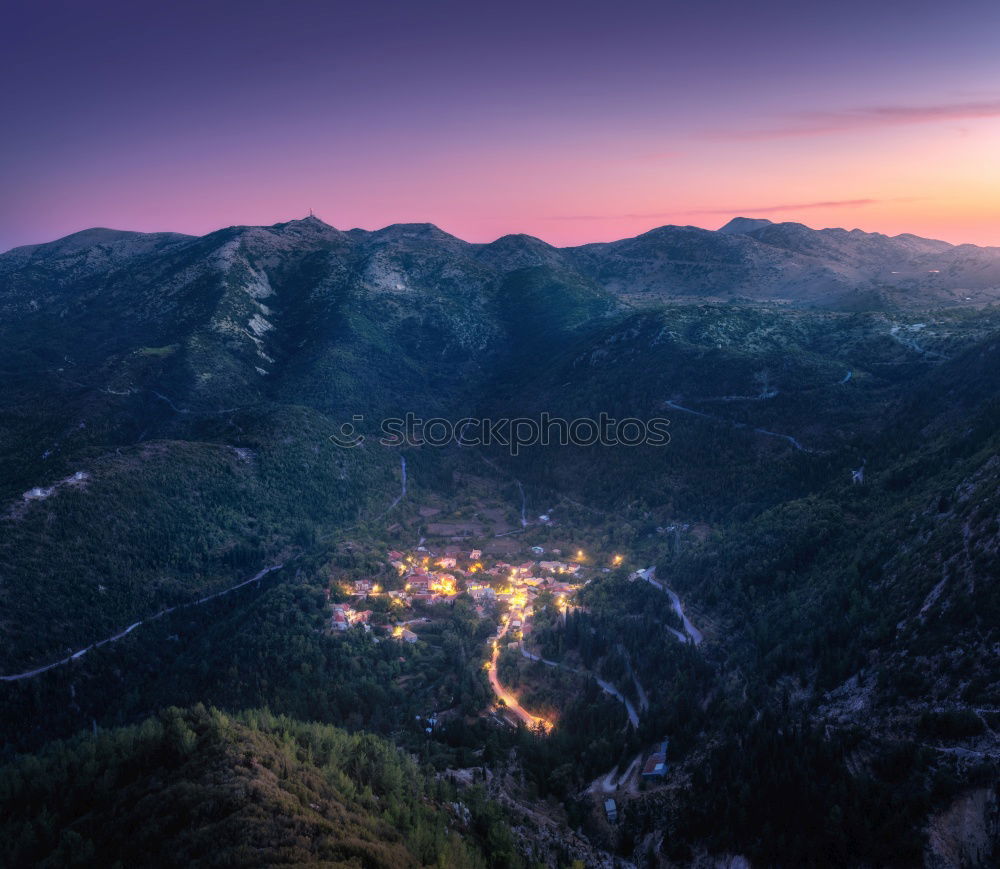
[717,216,775,235]
[565,218,1000,308]
[4,216,1000,317]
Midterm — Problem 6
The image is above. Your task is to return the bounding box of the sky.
[2,0,1000,251]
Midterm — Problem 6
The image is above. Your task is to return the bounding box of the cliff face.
[926,787,999,868]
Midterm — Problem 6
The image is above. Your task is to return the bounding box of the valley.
[0,217,998,867]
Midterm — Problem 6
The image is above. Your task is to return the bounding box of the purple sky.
[3,0,1000,251]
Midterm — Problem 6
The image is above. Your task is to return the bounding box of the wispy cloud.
[689,199,880,215]
[544,199,882,222]
[706,98,1000,140]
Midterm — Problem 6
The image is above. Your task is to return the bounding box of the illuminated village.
[327,542,592,731]
[319,499,686,832]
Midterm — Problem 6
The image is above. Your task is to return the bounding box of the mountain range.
[5,215,1000,316]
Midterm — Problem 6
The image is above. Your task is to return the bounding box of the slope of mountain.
[0,705,508,868]
[1,216,997,669]
[565,218,1000,307]
[716,216,775,235]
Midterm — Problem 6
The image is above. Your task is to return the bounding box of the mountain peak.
[373,222,452,236]
[718,217,775,235]
[272,214,336,231]
[1,227,193,259]
[484,233,557,252]
[363,223,466,247]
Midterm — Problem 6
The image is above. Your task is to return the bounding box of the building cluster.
[483,557,581,618]
[394,545,473,603]
[390,545,584,611]
[331,602,373,632]
[329,542,588,644]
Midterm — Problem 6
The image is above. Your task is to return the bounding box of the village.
[309,446,709,841]
[328,542,585,651]
[325,528,682,831]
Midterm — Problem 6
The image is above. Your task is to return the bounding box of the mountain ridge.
[8,214,986,257]
[8,216,997,312]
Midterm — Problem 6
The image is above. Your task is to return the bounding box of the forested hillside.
[0,705,514,868]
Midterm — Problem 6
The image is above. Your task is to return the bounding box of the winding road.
[521,646,639,728]
[374,455,408,520]
[488,622,550,730]
[620,646,650,712]
[664,398,812,453]
[5,439,409,684]
[518,638,641,728]
[664,587,704,645]
[1,565,284,682]
[485,568,700,732]
[487,606,641,731]
[150,389,239,416]
[589,753,644,795]
[635,567,703,646]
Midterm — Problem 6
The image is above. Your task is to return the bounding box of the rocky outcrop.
[925,787,999,868]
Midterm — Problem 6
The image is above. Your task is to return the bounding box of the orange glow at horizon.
[7,2,1000,254]
[8,113,1000,253]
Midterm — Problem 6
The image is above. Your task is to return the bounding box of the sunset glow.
[3,0,999,250]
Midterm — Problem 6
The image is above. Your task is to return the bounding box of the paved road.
[636,567,703,646]
[620,645,650,712]
[588,752,643,795]
[519,634,641,727]
[1,565,284,682]
[594,675,641,728]
[487,623,550,730]
[376,455,408,519]
[664,587,704,646]
[665,399,812,453]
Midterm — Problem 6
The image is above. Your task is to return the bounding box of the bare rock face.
[925,788,999,868]
[687,851,753,869]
